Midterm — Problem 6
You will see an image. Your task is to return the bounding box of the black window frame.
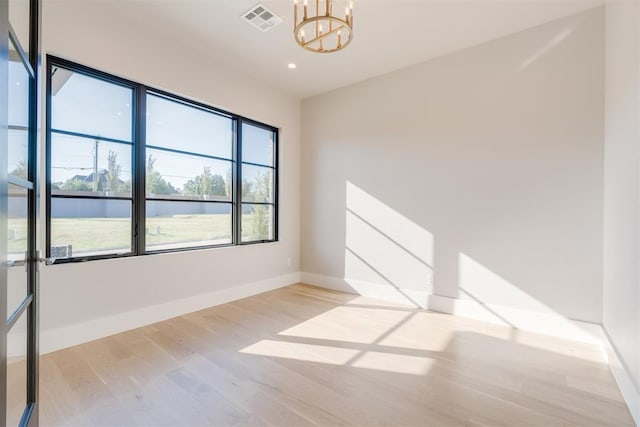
[45,56,279,264]
[238,120,279,244]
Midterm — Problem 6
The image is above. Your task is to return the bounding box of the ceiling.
[55,0,602,99]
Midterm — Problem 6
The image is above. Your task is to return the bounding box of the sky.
[11,66,275,195]
[8,45,29,175]
[7,7,276,193]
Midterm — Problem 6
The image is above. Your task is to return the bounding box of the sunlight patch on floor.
[350,351,435,375]
[278,306,413,345]
[240,339,359,365]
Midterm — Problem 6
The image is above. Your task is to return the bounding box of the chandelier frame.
[293,0,353,53]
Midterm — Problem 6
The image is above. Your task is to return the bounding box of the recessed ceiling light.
[288,63,297,69]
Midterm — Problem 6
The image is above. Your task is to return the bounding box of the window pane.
[51,67,133,141]
[242,164,274,203]
[51,198,132,258]
[146,201,232,251]
[241,204,274,242]
[146,94,232,159]
[50,133,132,197]
[9,129,28,179]
[146,149,231,201]
[8,184,27,260]
[242,123,275,166]
[7,311,28,426]
[9,0,30,55]
[9,41,29,129]
[7,184,28,317]
[7,267,27,324]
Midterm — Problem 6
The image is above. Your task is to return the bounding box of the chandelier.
[293,0,353,53]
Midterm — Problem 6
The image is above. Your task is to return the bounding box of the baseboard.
[426,293,605,346]
[35,270,640,424]
[603,329,640,426]
[300,272,430,308]
[302,273,640,420]
[301,272,604,346]
[39,272,301,355]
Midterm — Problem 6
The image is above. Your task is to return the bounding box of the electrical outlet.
[287,256,292,267]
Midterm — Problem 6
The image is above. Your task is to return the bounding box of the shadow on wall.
[340,181,599,344]
[300,11,604,343]
[344,181,434,308]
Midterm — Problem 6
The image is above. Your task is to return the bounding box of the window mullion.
[234,118,243,245]
[134,85,147,255]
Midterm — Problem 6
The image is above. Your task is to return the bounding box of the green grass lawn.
[8,213,271,256]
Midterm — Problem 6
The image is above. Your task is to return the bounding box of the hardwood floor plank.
[36,284,635,426]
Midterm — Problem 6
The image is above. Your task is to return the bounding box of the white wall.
[301,8,605,328]
[604,2,640,423]
[38,1,300,351]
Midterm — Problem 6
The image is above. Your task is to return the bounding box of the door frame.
[2,0,41,425]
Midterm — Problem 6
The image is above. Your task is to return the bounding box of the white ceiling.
[62,0,602,99]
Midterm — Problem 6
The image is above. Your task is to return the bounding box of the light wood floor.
[39,284,634,426]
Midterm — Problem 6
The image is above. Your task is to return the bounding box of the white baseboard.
[302,273,640,423]
[300,272,430,308]
[603,329,640,426]
[39,272,301,355]
[426,293,605,346]
[301,272,603,345]
[35,270,640,426]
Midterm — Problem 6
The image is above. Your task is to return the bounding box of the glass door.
[2,0,40,425]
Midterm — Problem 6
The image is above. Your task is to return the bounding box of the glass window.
[242,164,274,203]
[8,39,30,180]
[241,204,275,242]
[146,94,233,159]
[242,123,275,166]
[48,64,135,260]
[240,123,276,243]
[9,0,30,55]
[7,184,28,317]
[51,198,132,257]
[50,134,132,197]
[146,149,231,201]
[7,312,28,426]
[145,94,236,252]
[46,58,279,262]
[146,201,232,251]
[8,40,29,129]
[8,184,27,261]
[8,129,28,179]
[51,66,133,142]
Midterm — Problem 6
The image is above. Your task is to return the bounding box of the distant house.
[66,170,125,192]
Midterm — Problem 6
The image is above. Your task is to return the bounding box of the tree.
[183,166,227,198]
[249,171,271,240]
[146,154,177,195]
[253,171,271,202]
[106,150,121,193]
[225,168,232,199]
[119,179,132,193]
[61,178,92,192]
[10,160,27,179]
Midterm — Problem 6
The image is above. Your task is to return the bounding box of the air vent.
[242,3,283,32]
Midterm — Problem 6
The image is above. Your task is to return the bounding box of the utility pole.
[92,138,99,191]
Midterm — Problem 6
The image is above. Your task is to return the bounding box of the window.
[48,65,134,258]
[240,123,277,242]
[145,94,234,251]
[46,57,278,262]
